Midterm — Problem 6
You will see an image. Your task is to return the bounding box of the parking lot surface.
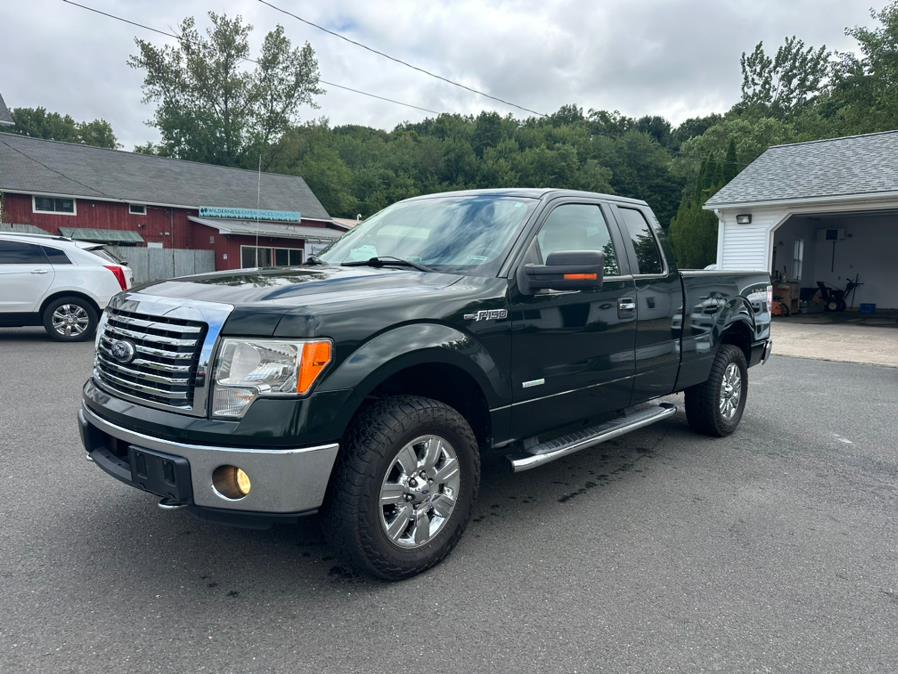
[1,327,897,672]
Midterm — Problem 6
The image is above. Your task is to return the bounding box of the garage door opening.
[770,210,898,316]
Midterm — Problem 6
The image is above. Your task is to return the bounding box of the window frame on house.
[32,195,77,216]
[240,244,304,269]
[792,239,804,281]
[128,203,147,215]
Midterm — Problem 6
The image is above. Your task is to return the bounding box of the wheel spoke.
[433,457,459,483]
[413,510,431,544]
[386,504,412,540]
[422,436,441,472]
[380,482,406,506]
[395,445,419,476]
[431,493,456,518]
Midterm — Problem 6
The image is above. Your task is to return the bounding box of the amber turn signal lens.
[563,273,598,280]
[298,340,333,395]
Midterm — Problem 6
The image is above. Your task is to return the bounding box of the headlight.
[211,339,332,418]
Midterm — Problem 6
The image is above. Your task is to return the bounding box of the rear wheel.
[42,296,98,342]
[685,344,748,437]
[322,395,480,580]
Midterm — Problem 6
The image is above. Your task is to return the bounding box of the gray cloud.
[0,0,885,149]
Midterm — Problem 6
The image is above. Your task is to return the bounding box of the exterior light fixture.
[736,214,752,224]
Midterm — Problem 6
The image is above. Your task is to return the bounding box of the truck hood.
[136,265,463,307]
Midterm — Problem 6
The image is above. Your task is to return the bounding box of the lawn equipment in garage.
[815,275,863,312]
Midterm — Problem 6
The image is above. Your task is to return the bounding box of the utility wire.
[60,0,444,115]
[257,0,547,117]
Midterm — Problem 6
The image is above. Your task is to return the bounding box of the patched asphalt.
[1,326,896,672]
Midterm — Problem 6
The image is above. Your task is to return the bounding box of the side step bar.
[506,402,677,473]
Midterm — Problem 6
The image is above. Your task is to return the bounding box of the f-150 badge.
[464,309,508,322]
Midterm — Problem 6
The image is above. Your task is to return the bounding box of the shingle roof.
[705,130,898,207]
[0,93,13,126]
[0,132,331,220]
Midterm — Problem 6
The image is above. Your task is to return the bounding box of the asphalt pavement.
[1,326,897,672]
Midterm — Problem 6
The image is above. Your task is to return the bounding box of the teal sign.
[199,206,301,223]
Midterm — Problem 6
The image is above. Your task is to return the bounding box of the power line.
[256,0,547,117]
[60,0,444,115]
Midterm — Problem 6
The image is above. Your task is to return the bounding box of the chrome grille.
[94,308,207,411]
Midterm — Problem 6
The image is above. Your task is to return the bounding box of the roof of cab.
[402,187,648,206]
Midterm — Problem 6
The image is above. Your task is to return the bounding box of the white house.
[705,131,898,310]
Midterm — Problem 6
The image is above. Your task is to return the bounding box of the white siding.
[716,208,786,270]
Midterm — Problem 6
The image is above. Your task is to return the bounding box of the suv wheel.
[42,296,98,342]
[684,344,748,437]
[322,395,480,580]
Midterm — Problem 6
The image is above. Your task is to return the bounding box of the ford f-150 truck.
[79,188,772,579]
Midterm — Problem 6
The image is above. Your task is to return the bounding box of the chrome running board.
[506,402,677,473]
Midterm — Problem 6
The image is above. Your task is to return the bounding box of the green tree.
[128,12,322,167]
[10,107,118,148]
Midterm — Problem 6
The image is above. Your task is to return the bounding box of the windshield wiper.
[341,256,434,273]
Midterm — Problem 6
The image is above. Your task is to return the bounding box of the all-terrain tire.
[321,395,480,580]
[684,344,748,437]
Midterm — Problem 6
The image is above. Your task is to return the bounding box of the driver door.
[508,201,637,439]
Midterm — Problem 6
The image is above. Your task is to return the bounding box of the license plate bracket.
[127,445,193,503]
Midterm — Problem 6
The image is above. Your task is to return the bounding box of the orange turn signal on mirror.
[298,340,333,395]
[563,273,598,281]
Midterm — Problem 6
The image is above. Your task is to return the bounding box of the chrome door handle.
[30,268,49,274]
[618,299,636,311]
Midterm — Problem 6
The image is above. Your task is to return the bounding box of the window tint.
[34,196,75,214]
[0,240,48,264]
[531,204,620,276]
[42,246,71,264]
[616,207,664,274]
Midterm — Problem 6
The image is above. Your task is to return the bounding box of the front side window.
[33,196,76,215]
[0,240,47,264]
[529,203,620,276]
[616,207,664,275]
[319,195,537,276]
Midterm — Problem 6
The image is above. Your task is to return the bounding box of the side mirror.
[519,250,604,294]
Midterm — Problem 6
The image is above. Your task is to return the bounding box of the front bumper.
[79,404,339,515]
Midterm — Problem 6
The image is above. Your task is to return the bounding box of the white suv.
[0,232,133,341]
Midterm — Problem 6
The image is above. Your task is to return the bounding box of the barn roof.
[705,130,898,208]
[0,132,332,220]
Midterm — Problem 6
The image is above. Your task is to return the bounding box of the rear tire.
[322,395,480,580]
[42,296,98,342]
[685,344,748,437]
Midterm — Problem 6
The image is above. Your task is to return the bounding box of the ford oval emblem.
[110,339,137,364]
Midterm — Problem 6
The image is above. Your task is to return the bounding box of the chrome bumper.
[80,405,339,514]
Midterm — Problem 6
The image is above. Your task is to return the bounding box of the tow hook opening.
[157,497,189,511]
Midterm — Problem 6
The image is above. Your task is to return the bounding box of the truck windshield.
[318,195,536,276]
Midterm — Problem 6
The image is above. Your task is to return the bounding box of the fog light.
[212,465,252,500]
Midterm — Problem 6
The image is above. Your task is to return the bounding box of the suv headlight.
[211,339,332,418]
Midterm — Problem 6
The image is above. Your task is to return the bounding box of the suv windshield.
[319,195,536,276]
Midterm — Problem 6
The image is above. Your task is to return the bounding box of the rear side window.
[0,240,47,264]
[87,246,125,264]
[616,207,665,275]
[532,204,621,276]
[42,246,72,264]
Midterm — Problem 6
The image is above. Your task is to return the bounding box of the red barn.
[0,133,347,273]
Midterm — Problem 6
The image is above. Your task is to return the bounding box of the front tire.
[684,344,748,437]
[322,395,480,580]
[42,296,98,342]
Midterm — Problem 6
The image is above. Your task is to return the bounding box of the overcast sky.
[0,0,887,149]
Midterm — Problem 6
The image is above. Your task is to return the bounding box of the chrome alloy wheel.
[379,435,461,549]
[52,304,90,337]
[719,362,742,420]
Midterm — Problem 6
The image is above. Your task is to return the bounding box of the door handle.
[618,298,636,311]
[31,268,49,274]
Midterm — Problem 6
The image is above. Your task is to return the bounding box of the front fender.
[317,322,507,429]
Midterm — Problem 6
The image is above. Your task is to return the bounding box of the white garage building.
[706,130,898,310]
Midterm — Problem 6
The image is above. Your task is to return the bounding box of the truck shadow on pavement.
[67,415,695,596]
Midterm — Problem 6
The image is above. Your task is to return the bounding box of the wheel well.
[720,321,752,362]
[39,291,101,318]
[366,363,492,449]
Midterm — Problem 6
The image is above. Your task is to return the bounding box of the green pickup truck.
[79,188,772,579]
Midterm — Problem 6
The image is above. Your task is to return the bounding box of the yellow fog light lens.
[236,468,252,496]
[212,465,252,500]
